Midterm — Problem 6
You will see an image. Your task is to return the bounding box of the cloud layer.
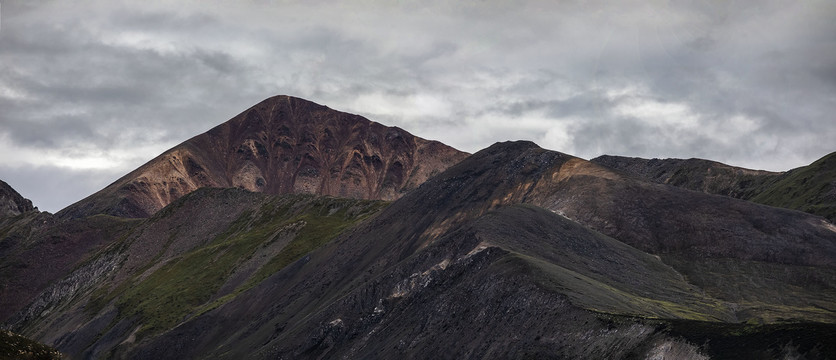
[1,0,835,212]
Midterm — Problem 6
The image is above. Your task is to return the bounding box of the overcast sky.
[1,0,834,212]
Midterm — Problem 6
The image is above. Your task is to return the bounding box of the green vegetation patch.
[245,199,387,288]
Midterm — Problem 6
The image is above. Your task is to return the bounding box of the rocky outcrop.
[0,180,35,218]
[0,213,136,323]
[5,251,124,332]
[58,95,468,219]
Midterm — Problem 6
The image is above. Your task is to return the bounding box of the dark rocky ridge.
[0,180,35,218]
[57,95,468,219]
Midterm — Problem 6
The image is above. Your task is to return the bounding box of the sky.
[1,0,835,213]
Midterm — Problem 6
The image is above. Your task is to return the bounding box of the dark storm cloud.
[0,0,834,211]
[1,5,262,151]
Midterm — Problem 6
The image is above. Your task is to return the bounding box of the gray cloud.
[0,0,834,212]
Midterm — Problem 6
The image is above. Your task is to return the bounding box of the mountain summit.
[58,96,468,218]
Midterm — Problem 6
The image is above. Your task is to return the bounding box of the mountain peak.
[58,96,469,218]
[0,180,35,217]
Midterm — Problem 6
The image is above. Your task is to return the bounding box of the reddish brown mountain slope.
[58,95,468,218]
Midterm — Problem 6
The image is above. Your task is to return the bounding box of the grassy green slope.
[750,151,836,222]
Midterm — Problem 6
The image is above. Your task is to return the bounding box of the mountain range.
[1,96,834,359]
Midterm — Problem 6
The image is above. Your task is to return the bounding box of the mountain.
[57,95,468,219]
[0,180,35,218]
[3,96,835,359]
[9,141,834,359]
[592,152,836,223]
[0,95,465,331]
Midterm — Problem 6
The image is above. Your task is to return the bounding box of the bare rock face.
[0,180,35,218]
[58,95,468,218]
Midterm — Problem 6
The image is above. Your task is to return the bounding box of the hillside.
[749,152,836,223]
[57,95,467,219]
[0,181,136,323]
[0,210,137,322]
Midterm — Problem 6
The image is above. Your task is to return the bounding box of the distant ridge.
[590,155,780,198]
[592,152,836,222]
[58,95,468,218]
